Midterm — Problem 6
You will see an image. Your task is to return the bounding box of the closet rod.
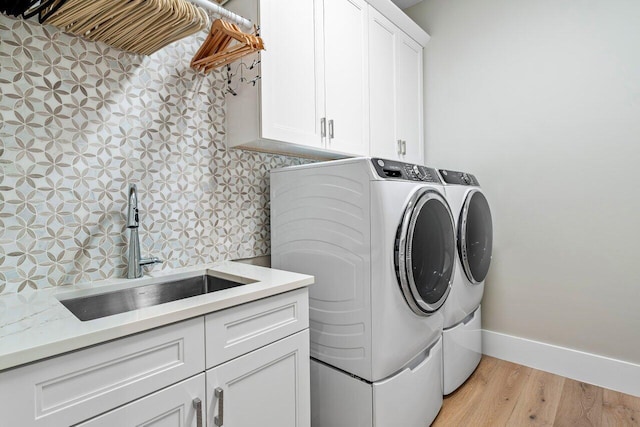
[187,0,252,30]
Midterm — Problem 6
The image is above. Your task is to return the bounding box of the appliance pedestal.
[443,305,482,395]
[310,337,443,427]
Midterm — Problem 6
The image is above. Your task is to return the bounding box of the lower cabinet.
[77,330,311,427]
[206,330,310,427]
[0,288,310,427]
[78,329,310,427]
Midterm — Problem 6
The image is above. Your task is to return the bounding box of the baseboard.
[482,329,640,398]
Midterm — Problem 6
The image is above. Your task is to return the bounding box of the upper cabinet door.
[260,0,323,148]
[369,8,398,161]
[396,32,424,164]
[322,0,369,156]
[368,8,424,164]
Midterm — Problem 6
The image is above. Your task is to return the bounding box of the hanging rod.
[187,0,253,30]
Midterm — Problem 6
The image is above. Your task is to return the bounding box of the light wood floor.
[432,356,640,426]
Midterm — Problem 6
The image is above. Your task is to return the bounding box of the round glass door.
[396,189,456,315]
[459,190,493,284]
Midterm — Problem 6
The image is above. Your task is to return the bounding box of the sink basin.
[60,274,258,321]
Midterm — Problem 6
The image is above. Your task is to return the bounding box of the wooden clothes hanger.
[191,18,264,73]
[43,0,208,55]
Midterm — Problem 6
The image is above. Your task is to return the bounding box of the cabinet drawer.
[0,317,205,427]
[77,374,206,427]
[205,288,309,368]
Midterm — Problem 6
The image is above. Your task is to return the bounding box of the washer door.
[396,188,456,315]
[459,190,493,284]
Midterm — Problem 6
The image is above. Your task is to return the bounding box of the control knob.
[412,165,424,180]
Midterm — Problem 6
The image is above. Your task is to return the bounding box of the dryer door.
[396,188,456,315]
[459,190,493,284]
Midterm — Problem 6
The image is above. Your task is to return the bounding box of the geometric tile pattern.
[0,14,310,295]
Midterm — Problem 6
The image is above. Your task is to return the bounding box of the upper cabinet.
[369,8,424,164]
[226,0,428,161]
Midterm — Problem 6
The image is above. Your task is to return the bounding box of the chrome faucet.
[127,184,163,279]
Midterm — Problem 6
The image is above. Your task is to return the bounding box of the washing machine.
[438,169,493,395]
[271,158,456,426]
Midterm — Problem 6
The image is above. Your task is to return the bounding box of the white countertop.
[0,261,313,372]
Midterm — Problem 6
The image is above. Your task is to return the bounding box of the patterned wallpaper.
[0,14,308,295]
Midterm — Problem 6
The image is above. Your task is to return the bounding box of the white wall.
[406,0,640,365]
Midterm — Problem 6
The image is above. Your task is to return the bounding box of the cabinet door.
[77,374,206,427]
[323,0,369,155]
[260,0,323,148]
[396,32,424,164]
[206,330,310,427]
[369,8,399,161]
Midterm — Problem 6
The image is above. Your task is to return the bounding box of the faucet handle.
[139,257,163,267]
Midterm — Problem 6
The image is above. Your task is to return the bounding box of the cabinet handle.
[397,139,403,155]
[328,119,334,139]
[320,117,326,138]
[402,140,407,155]
[214,387,224,426]
[193,398,203,427]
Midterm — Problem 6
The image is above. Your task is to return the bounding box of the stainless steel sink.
[60,274,258,321]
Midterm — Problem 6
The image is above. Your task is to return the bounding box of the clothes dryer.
[271,158,455,426]
[438,169,493,394]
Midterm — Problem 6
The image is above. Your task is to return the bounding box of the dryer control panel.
[438,169,480,186]
[371,158,441,183]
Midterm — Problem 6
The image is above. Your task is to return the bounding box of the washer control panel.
[371,158,441,183]
[439,169,480,186]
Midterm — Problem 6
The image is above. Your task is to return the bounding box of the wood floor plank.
[433,357,640,427]
[432,356,501,426]
[553,378,603,427]
[506,368,565,426]
[454,358,532,426]
[601,388,640,426]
